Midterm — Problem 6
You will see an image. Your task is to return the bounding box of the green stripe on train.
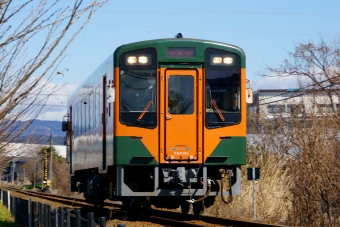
[114,136,158,165]
[205,137,246,165]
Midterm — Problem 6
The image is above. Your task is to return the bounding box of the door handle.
[166,115,172,120]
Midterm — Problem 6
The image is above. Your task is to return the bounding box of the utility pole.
[11,161,16,186]
[252,167,256,220]
[42,160,45,190]
[247,167,260,220]
[48,132,53,192]
[33,163,37,189]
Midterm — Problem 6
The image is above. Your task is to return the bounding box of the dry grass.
[204,152,292,225]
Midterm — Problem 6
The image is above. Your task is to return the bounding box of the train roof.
[67,37,246,104]
[114,38,246,66]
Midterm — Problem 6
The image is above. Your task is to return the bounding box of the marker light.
[212,57,222,64]
[138,56,148,64]
[223,57,233,64]
[127,56,137,64]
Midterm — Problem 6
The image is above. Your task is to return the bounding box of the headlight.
[212,57,222,64]
[127,56,137,64]
[223,57,233,64]
[125,54,151,65]
[138,56,148,64]
[211,55,235,65]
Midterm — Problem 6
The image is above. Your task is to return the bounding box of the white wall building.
[249,89,339,119]
[4,143,67,158]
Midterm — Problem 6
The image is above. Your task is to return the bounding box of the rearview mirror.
[62,121,68,132]
[246,88,253,104]
[107,87,115,103]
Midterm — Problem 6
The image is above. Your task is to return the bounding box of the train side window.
[89,93,93,130]
[78,102,82,135]
[95,86,100,128]
[75,105,78,137]
[73,105,77,137]
[88,96,90,131]
[82,99,86,133]
[86,96,90,132]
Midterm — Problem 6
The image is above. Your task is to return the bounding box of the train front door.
[162,69,201,162]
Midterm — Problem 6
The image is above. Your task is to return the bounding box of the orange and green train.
[63,34,252,215]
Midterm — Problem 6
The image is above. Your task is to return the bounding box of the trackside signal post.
[247,167,260,220]
[48,132,53,191]
[43,152,48,189]
[42,133,53,191]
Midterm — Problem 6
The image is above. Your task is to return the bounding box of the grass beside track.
[0,203,20,227]
[22,184,43,190]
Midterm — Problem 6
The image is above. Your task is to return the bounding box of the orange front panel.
[114,67,159,161]
[160,69,203,164]
[203,68,247,160]
[114,66,245,164]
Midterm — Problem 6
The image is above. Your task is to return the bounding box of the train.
[62,34,253,215]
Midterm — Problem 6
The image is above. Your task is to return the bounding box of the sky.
[28,0,340,121]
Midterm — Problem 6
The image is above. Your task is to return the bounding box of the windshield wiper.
[209,122,235,126]
[125,122,154,126]
[211,99,225,121]
[137,100,153,121]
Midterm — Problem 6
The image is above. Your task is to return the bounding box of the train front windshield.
[205,48,241,128]
[119,48,157,128]
[118,47,241,129]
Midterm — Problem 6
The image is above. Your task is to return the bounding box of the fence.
[0,189,107,227]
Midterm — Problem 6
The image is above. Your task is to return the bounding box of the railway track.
[5,187,288,227]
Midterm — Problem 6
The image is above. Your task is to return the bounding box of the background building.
[249,89,339,119]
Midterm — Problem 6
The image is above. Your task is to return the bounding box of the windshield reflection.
[120,70,157,128]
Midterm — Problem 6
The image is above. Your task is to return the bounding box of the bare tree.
[19,144,45,189]
[0,0,107,168]
[20,144,68,191]
[258,35,340,226]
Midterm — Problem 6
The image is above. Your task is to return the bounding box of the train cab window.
[205,48,241,128]
[119,48,157,128]
[168,75,194,114]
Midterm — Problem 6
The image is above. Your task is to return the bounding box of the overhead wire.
[87,22,318,36]
[256,75,340,103]
[54,2,340,17]
[95,10,340,17]
[251,82,337,107]
[13,2,339,37]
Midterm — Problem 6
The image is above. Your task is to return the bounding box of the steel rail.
[5,187,288,227]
